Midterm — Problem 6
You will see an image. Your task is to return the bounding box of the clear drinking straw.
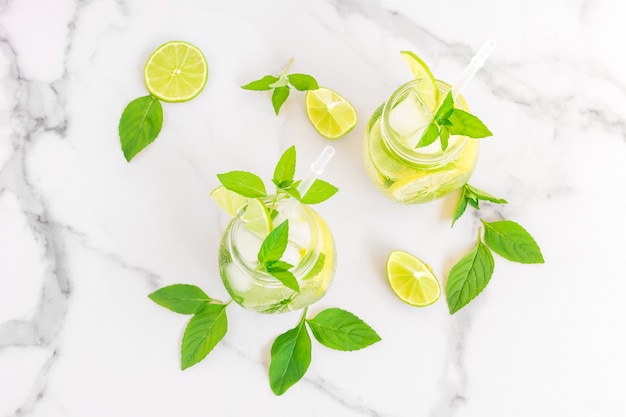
[283,145,335,213]
[451,40,497,99]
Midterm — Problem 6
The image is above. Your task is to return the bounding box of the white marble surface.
[1,0,626,415]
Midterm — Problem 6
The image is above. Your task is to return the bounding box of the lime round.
[305,87,357,140]
[386,250,440,307]
[144,41,208,103]
[389,170,461,203]
[399,51,439,111]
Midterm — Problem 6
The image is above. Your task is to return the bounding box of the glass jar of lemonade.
[364,80,479,204]
[218,197,336,314]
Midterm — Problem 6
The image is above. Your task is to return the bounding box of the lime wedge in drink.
[386,250,440,306]
[399,51,439,111]
[144,41,208,102]
[305,87,357,139]
[210,186,271,237]
[240,198,271,237]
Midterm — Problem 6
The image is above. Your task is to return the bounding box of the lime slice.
[240,198,271,238]
[389,170,461,203]
[386,250,440,307]
[210,186,248,217]
[305,87,357,140]
[399,51,439,111]
[144,41,208,103]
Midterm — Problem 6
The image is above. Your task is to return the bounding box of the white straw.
[451,40,496,99]
[282,146,335,214]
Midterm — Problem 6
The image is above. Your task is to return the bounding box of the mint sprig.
[242,59,319,115]
[417,91,492,151]
[269,307,381,395]
[452,183,507,226]
[445,220,544,314]
[148,285,230,369]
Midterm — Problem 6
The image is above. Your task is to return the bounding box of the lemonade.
[219,197,336,313]
[364,80,479,204]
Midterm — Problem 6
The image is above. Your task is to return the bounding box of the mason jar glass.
[218,198,336,313]
[364,80,479,204]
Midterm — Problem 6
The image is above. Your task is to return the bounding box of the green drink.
[219,197,336,314]
[364,80,479,204]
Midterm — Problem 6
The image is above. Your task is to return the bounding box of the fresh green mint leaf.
[241,75,279,91]
[481,220,544,264]
[119,95,163,162]
[447,109,493,138]
[273,146,297,187]
[416,122,439,148]
[148,284,212,314]
[181,303,228,370]
[440,126,450,151]
[217,171,267,198]
[266,263,300,292]
[300,179,338,204]
[269,318,311,395]
[435,91,454,120]
[287,73,319,91]
[258,220,289,265]
[272,86,290,115]
[451,190,469,227]
[465,184,507,205]
[306,308,381,351]
[446,239,494,314]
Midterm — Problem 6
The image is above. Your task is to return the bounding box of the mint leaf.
[241,75,279,91]
[446,239,494,314]
[307,308,381,351]
[416,122,439,148]
[447,109,493,138]
[181,303,228,370]
[258,220,289,265]
[269,318,311,395]
[440,126,450,150]
[435,92,454,120]
[451,190,469,227]
[481,220,544,264]
[287,73,319,91]
[217,171,267,198]
[272,86,290,115]
[465,184,507,204]
[273,146,296,187]
[148,284,212,314]
[266,263,299,292]
[300,179,338,204]
[119,95,163,162]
